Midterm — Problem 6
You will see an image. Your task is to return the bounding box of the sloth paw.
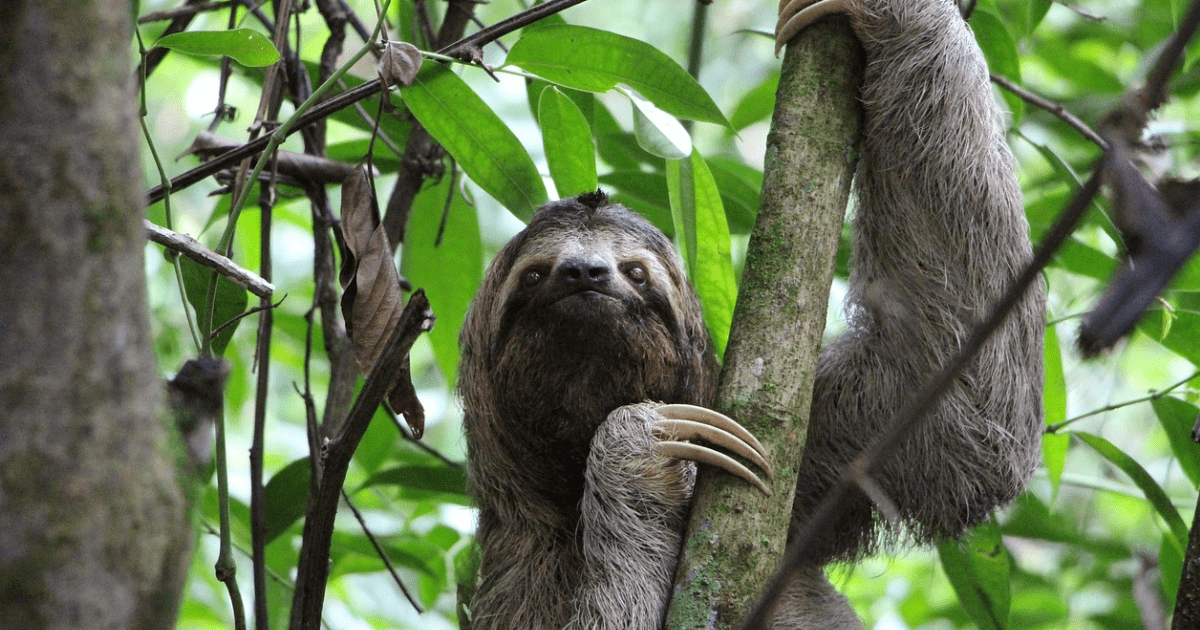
[776,0,850,56]
[650,403,774,496]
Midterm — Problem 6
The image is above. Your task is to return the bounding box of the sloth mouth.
[556,286,617,302]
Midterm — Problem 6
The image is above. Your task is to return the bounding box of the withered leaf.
[378,41,423,88]
[338,165,425,438]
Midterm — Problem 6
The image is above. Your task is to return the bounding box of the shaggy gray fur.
[792,0,1044,564]
[457,0,1044,627]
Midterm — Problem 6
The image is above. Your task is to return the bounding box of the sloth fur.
[457,0,1045,627]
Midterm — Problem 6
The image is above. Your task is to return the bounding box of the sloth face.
[487,201,690,356]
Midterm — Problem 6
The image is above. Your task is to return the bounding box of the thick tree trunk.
[0,1,193,629]
[664,18,864,630]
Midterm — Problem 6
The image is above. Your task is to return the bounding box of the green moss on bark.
[664,18,865,630]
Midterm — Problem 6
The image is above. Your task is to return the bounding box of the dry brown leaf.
[377,41,423,88]
[338,166,425,438]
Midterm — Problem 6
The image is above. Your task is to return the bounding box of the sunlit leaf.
[729,73,780,132]
[1042,323,1067,497]
[969,10,1023,120]
[626,88,691,159]
[401,177,483,390]
[156,29,280,67]
[667,149,737,358]
[538,86,598,197]
[359,465,471,505]
[506,24,728,126]
[1140,308,1200,366]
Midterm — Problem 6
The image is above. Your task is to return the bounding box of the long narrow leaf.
[156,29,280,67]
[401,65,547,220]
[666,149,737,358]
[506,24,728,126]
[938,519,1011,630]
[400,177,483,390]
[1075,432,1189,550]
[538,86,598,197]
[1043,324,1068,497]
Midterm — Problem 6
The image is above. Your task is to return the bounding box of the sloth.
[456,0,1045,627]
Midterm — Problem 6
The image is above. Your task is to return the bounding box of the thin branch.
[1047,368,1200,433]
[437,0,590,59]
[289,292,434,630]
[137,0,233,23]
[145,0,597,205]
[250,184,275,630]
[145,221,275,299]
[388,414,465,470]
[991,73,1108,149]
[1142,0,1200,114]
[339,489,423,611]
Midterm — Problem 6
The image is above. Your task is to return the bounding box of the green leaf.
[1074,432,1189,550]
[705,156,761,234]
[262,458,311,544]
[538,86,598,197]
[938,519,1012,630]
[667,149,737,358]
[506,24,728,126]
[969,10,1023,121]
[1042,432,1069,504]
[626,88,691,159]
[729,73,780,132]
[179,256,248,356]
[401,64,548,220]
[1139,309,1200,366]
[598,170,675,235]
[1161,534,1183,610]
[1042,323,1067,496]
[1150,396,1200,488]
[156,29,280,67]
[400,177,483,390]
[358,465,471,504]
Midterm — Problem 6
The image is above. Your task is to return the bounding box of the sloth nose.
[556,255,612,288]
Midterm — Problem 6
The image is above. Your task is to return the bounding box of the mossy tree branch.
[664,19,864,630]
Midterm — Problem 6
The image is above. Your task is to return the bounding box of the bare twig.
[289,291,434,630]
[145,221,275,299]
[137,0,232,23]
[991,73,1107,149]
[340,489,423,611]
[249,183,276,630]
[145,0,597,205]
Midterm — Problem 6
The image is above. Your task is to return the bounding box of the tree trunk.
[665,18,864,630]
[0,1,194,628]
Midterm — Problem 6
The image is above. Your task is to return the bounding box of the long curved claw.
[656,442,772,496]
[652,403,774,497]
[776,0,850,57]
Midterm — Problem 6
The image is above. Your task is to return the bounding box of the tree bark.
[0,0,193,628]
[664,19,864,630]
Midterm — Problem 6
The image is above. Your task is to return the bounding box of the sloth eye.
[520,268,545,289]
[623,263,648,286]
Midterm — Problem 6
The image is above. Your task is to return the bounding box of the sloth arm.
[572,403,771,630]
[774,0,1044,561]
